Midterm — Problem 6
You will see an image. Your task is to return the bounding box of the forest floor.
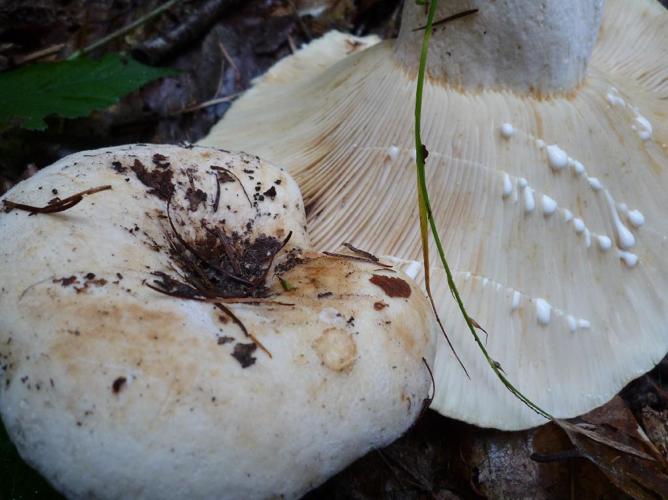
[1,1,667,499]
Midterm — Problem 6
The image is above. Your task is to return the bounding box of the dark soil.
[0,0,402,194]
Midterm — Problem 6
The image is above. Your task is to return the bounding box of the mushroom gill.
[200,0,668,429]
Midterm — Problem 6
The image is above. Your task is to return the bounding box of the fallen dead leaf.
[556,397,668,500]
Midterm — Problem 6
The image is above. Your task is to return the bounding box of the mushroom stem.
[395,0,604,93]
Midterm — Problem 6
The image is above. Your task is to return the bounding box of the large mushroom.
[0,144,437,499]
[201,0,668,429]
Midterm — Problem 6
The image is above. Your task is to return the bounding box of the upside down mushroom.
[201,0,668,429]
[0,144,437,499]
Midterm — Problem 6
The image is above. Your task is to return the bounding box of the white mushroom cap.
[200,0,668,430]
[0,145,436,499]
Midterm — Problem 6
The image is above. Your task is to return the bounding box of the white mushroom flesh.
[0,145,436,499]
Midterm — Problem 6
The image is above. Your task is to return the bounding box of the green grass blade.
[413,0,552,421]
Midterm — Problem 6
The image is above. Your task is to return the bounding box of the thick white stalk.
[395,0,604,93]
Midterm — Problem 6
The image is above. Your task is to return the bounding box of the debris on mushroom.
[0,144,437,499]
[200,0,668,429]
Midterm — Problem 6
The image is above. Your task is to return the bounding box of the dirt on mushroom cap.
[0,144,437,500]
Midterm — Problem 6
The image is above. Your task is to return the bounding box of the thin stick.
[323,251,392,268]
[218,41,240,81]
[214,303,272,358]
[418,357,436,419]
[428,293,469,379]
[341,242,379,263]
[209,297,294,306]
[146,280,275,358]
[147,280,293,306]
[14,43,65,65]
[211,172,221,212]
[3,185,111,214]
[251,231,293,286]
[176,93,241,114]
[68,0,181,60]
[288,0,312,41]
[209,165,252,207]
[413,8,479,32]
[530,450,582,463]
[287,34,298,54]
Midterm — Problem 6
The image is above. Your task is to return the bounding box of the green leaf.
[0,54,178,131]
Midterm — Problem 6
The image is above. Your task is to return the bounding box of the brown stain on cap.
[112,377,127,394]
[369,275,412,298]
[313,328,357,372]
